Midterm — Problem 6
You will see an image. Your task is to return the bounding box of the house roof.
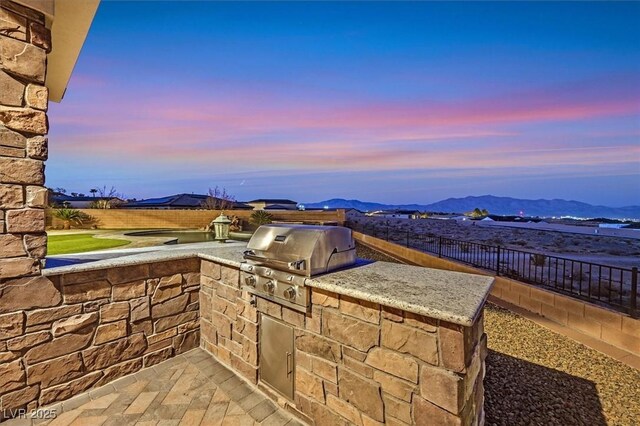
[248,199,297,204]
[51,194,118,202]
[263,204,295,210]
[123,193,252,209]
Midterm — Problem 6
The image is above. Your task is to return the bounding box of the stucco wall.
[46,209,346,230]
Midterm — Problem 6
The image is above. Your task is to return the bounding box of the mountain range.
[303,195,640,219]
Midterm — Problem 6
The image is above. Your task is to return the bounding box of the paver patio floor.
[10,349,305,426]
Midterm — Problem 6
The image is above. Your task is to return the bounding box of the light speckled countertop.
[307,261,493,326]
[45,243,493,325]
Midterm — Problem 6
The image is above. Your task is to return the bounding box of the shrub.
[530,253,547,267]
[250,210,273,226]
[53,208,91,229]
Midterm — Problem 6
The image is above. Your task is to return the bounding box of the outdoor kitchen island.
[30,242,492,425]
[200,244,494,426]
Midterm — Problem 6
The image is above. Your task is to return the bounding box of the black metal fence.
[348,222,639,318]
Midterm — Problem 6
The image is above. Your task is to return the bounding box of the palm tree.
[90,188,98,198]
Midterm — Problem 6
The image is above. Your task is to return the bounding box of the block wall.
[354,231,640,358]
[46,209,346,230]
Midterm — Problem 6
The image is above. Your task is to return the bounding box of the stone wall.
[354,231,640,359]
[46,209,346,230]
[0,0,50,281]
[0,258,201,419]
[200,259,487,425]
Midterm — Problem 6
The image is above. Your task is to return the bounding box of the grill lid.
[243,224,356,276]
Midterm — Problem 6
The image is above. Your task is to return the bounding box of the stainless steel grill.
[240,224,356,312]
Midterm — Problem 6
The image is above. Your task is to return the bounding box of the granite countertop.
[43,242,247,276]
[306,261,494,326]
[44,243,493,326]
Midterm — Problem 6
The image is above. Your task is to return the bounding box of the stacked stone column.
[0,0,50,280]
[1,0,51,418]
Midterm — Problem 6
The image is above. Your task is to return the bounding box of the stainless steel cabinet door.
[260,314,294,400]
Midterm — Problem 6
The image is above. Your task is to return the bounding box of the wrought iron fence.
[348,222,639,318]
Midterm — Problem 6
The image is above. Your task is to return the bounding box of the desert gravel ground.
[355,243,640,426]
[484,304,640,426]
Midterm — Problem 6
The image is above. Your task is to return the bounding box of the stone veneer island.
[1,244,493,425]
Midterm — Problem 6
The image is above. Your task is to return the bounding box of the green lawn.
[48,234,131,255]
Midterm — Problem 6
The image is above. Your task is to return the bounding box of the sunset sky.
[47,2,640,206]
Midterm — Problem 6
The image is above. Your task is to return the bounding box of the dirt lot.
[350,216,640,269]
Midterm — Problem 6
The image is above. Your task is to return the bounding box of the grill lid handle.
[243,250,307,272]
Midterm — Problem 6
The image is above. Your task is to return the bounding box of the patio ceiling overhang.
[13,0,100,102]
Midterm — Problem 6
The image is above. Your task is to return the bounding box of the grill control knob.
[284,286,297,301]
[244,276,257,287]
[263,280,275,293]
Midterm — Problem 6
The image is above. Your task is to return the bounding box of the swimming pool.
[126,230,252,244]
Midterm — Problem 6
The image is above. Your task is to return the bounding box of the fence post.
[496,246,501,276]
[631,267,638,318]
[386,226,389,241]
[406,231,410,248]
[438,237,442,258]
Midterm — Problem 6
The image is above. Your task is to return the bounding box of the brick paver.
[8,349,304,426]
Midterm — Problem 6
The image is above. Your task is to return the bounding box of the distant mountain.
[303,196,640,219]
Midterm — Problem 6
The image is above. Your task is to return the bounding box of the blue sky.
[47,2,640,206]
